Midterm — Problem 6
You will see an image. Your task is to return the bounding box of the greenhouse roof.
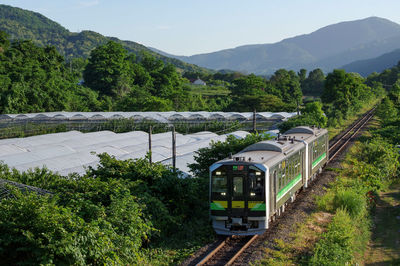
[0,130,251,176]
[0,111,297,122]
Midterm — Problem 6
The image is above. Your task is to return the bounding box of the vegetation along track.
[185,106,376,266]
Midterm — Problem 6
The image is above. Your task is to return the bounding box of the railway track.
[328,106,375,162]
[190,107,375,266]
[195,235,258,266]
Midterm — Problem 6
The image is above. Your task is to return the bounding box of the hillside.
[167,17,400,74]
[341,48,400,76]
[0,4,211,73]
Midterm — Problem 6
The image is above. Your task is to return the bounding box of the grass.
[363,182,400,265]
[257,212,333,265]
[327,98,381,140]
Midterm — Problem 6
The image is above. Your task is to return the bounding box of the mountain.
[166,17,400,74]
[341,49,400,77]
[0,4,211,73]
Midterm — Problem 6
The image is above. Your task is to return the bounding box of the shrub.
[310,209,354,266]
[332,189,366,218]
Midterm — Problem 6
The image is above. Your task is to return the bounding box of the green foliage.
[0,187,147,265]
[301,68,325,96]
[0,151,211,264]
[230,74,266,97]
[83,41,133,96]
[227,94,291,112]
[0,37,102,113]
[332,190,366,218]
[278,101,327,132]
[376,97,397,122]
[310,209,354,266]
[323,70,372,122]
[268,69,303,105]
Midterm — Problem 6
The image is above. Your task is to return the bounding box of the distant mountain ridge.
[0,4,211,73]
[161,17,400,75]
[341,49,400,76]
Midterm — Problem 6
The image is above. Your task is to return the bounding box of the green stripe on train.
[312,152,326,169]
[210,202,225,210]
[277,173,302,201]
[250,203,266,211]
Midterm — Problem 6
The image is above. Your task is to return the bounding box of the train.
[209,126,329,235]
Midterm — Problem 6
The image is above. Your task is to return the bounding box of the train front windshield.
[211,165,266,216]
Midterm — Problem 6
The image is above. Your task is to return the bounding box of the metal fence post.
[172,126,176,172]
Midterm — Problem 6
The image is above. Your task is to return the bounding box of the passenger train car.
[209,126,329,235]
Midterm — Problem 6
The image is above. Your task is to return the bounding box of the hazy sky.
[2,0,400,55]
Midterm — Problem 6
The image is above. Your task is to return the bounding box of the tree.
[322,69,371,119]
[268,69,302,106]
[230,74,266,97]
[302,68,325,96]
[227,94,289,112]
[376,97,397,122]
[278,101,327,132]
[298,68,307,84]
[83,41,133,96]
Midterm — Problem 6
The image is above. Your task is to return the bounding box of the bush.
[0,189,130,265]
[332,189,366,218]
[310,209,354,265]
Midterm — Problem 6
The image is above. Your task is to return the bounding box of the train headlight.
[250,192,256,196]
[221,192,226,196]
[216,171,221,175]
[255,171,261,176]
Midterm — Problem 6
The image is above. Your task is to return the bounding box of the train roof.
[212,126,328,169]
[283,126,328,142]
[217,138,304,168]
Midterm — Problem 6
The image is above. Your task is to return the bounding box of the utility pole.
[148,125,152,164]
[172,126,176,172]
[252,109,257,133]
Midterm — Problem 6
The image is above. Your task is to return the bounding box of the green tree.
[227,94,289,112]
[230,74,266,97]
[268,69,302,106]
[376,97,397,122]
[322,69,371,120]
[83,41,133,96]
[302,68,325,96]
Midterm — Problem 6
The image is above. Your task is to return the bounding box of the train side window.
[278,175,281,189]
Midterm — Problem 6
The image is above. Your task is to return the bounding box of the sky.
[2,0,400,56]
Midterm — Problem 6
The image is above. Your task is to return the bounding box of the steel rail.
[328,110,374,163]
[225,235,258,266]
[329,107,375,153]
[196,238,229,266]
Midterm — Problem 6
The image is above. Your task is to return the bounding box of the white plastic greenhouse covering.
[0,111,297,122]
[0,130,257,177]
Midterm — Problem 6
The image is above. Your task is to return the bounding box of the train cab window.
[212,174,227,197]
[233,176,243,197]
[249,173,264,197]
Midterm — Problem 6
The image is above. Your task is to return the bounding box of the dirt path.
[364,183,400,265]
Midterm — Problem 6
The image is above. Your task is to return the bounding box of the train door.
[270,169,277,214]
[229,173,246,217]
[301,149,306,184]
